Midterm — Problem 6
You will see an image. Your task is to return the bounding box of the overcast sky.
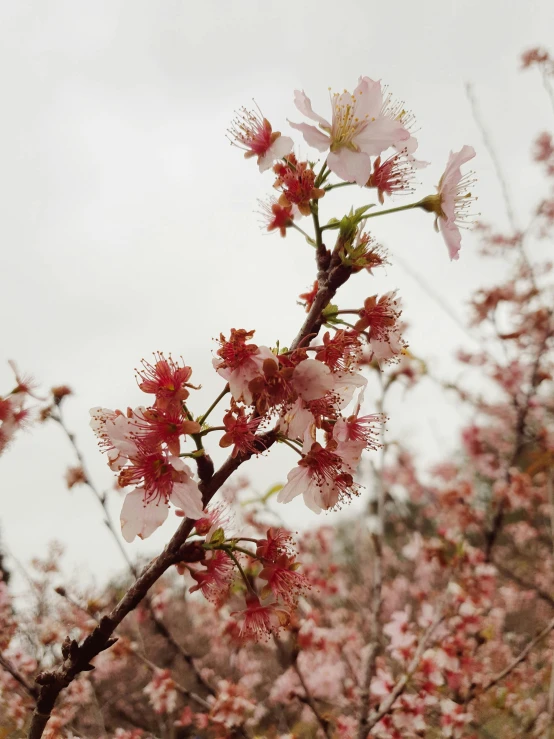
[1,0,553,592]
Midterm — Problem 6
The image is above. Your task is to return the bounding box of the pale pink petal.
[327,149,372,186]
[439,219,461,261]
[292,359,334,401]
[258,135,294,172]
[293,89,331,127]
[279,398,315,441]
[288,121,330,152]
[169,479,204,519]
[353,77,383,119]
[277,465,311,504]
[336,439,364,473]
[105,414,140,457]
[396,134,418,155]
[332,372,368,409]
[442,145,476,185]
[354,117,410,156]
[121,487,169,542]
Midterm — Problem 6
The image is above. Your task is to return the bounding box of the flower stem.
[225,549,257,595]
[291,222,315,242]
[198,385,230,426]
[363,201,423,219]
[198,426,226,436]
[324,181,356,191]
[279,437,304,456]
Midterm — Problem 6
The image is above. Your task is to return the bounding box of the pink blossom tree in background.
[1,47,554,738]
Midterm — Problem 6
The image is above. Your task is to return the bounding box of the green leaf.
[209,527,225,545]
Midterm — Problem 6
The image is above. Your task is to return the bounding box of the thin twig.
[365,605,446,730]
[357,375,387,739]
[27,237,353,738]
[0,652,38,699]
[291,659,331,738]
[466,614,554,702]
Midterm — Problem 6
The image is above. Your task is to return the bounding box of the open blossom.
[366,151,418,203]
[189,550,235,605]
[291,358,335,402]
[257,197,293,236]
[214,329,275,405]
[259,554,310,604]
[228,104,293,172]
[220,404,263,457]
[209,680,256,729]
[277,440,360,513]
[289,77,412,185]
[356,292,406,363]
[273,153,325,215]
[90,407,204,541]
[136,353,196,413]
[143,668,178,714]
[233,596,289,641]
[419,145,476,260]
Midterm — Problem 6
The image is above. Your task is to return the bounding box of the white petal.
[170,479,204,519]
[288,121,330,152]
[120,487,169,542]
[292,359,334,401]
[258,136,293,172]
[293,89,331,127]
[327,150,372,186]
[277,466,311,504]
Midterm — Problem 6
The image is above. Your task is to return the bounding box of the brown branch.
[466,613,554,702]
[291,659,331,738]
[357,376,387,739]
[365,606,445,730]
[28,251,352,738]
[0,652,38,700]
[485,327,551,560]
[131,647,212,711]
[494,559,554,609]
[54,403,219,698]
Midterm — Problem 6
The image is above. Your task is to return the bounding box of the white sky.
[1,0,553,591]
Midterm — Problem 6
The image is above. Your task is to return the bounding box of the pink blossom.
[90,409,204,540]
[291,358,335,401]
[144,668,178,714]
[420,146,476,260]
[289,78,412,185]
[228,104,293,172]
[214,329,275,405]
[277,441,360,513]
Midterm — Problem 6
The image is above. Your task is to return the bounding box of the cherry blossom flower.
[356,291,406,362]
[233,596,289,641]
[214,329,275,405]
[90,408,204,540]
[209,680,256,729]
[257,197,294,236]
[419,145,476,260]
[220,405,264,457]
[289,78,412,185]
[189,550,235,605]
[366,151,419,203]
[277,441,360,513]
[291,358,335,402]
[298,280,318,312]
[119,457,203,542]
[136,353,196,413]
[259,554,310,604]
[143,668,178,714]
[256,527,296,561]
[228,104,293,172]
[273,153,325,216]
